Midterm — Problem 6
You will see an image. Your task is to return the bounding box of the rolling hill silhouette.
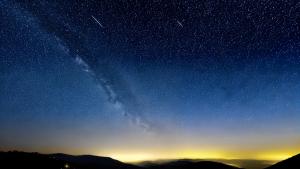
[0,151,242,169]
[145,160,242,169]
[0,151,139,169]
[265,153,300,169]
[50,153,140,169]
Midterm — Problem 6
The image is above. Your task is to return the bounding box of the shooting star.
[176,20,183,28]
[91,15,104,28]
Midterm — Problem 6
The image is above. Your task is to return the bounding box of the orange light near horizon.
[102,149,227,162]
[255,152,297,161]
[96,145,300,163]
[100,149,300,163]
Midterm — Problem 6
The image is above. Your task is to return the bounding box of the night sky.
[1,0,300,162]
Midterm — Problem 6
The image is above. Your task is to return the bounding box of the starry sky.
[1,0,300,162]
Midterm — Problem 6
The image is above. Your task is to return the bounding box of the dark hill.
[146,159,243,169]
[0,151,245,169]
[51,153,140,169]
[0,151,140,169]
[265,154,300,169]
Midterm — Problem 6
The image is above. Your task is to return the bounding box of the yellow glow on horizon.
[177,149,227,159]
[255,152,298,161]
[100,149,300,163]
[102,149,228,162]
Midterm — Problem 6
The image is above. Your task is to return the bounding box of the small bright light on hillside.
[64,163,70,169]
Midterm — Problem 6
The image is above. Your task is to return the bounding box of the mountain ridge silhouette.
[1,151,299,169]
[0,151,242,169]
[265,153,300,169]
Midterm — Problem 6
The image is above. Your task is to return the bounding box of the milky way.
[5,0,153,131]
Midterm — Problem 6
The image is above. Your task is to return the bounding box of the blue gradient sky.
[1,0,300,162]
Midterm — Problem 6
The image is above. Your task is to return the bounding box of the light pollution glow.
[98,149,300,162]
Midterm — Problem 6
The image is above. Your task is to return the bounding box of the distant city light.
[64,163,70,169]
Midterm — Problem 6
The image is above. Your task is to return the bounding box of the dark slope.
[0,151,74,169]
[146,159,243,169]
[51,153,141,169]
[0,151,247,169]
[265,154,300,169]
[0,152,141,169]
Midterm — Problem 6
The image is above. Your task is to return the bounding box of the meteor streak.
[91,15,104,28]
[176,20,183,28]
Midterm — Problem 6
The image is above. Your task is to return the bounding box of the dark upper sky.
[1,0,300,162]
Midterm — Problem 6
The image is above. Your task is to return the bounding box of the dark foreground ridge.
[0,151,242,169]
[4,151,300,169]
[265,153,300,169]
